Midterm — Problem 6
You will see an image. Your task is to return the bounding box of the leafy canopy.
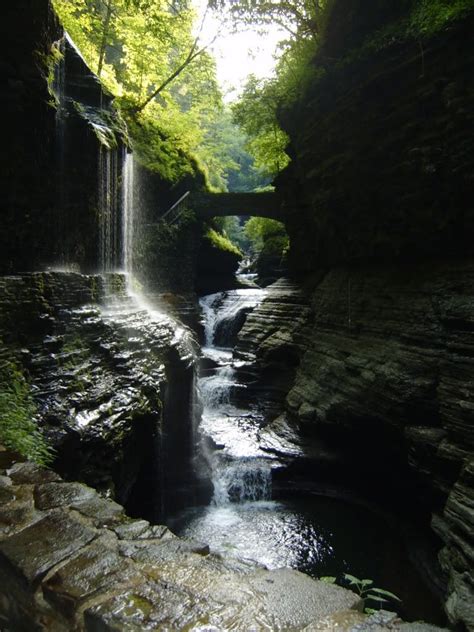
[53,0,229,182]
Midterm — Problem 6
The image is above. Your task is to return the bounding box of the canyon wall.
[0,272,198,521]
[277,8,474,274]
[0,0,128,273]
[256,4,474,628]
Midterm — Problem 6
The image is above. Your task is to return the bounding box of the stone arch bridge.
[195,192,282,221]
[161,191,282,225]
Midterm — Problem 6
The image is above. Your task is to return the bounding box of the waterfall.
[212,458,272,505]
[99,146,120,272]
[197,287,271,506]
[53,36,67,266]
[122,151,134,275]
[199,290,265,350]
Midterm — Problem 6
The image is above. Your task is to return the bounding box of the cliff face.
[278,10,474,274]
[266,4,474,628]
[0,0,130,273]
[0,272,198,521]
[0,0,60,272]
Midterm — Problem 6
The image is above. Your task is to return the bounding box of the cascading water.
[99,146,120,272]
[122,151,134,276]
[53,36,67,266]
[197,288,271,504]
[167,285,442,625]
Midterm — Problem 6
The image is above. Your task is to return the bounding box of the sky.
[195,4,285,101]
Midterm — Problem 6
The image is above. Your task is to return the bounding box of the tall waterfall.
[122,151,135,275]
[53,36,67,266]
[99,146,120,272]
[197,288,271,506]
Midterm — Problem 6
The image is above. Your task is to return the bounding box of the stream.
[166,284,445,625]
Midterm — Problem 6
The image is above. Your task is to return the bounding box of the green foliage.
[53,0,226,182]
[244,217,288,252]
[342,574,401,613]
[408,0,474,37]
[0,360,54,466]
[198,108,270,192]
[214,217,252,252]
[206,228,243,257]
[36,39,64,108]
[232,76,290,177]
[210,0,328,41]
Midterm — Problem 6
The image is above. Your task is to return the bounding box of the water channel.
[166,281,445,625]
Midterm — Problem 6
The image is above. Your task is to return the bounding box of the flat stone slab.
[8,462,61,484]
[34,482,97,510]
[119,537,209,564]
[83,580,211,631]
[0,511,96,585]
[247,568,362,629]
[113,520,173,541]
[43,537,143,619]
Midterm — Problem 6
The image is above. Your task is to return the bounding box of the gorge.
[1,0,473,631]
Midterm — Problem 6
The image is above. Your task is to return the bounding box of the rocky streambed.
[0,452,449,632]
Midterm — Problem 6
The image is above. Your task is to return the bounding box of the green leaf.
[366,594,390,604]
[343,574,361,585]
[319,576,337,584]
[369,588,402,602]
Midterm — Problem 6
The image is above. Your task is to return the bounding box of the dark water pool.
[167,494,445,625]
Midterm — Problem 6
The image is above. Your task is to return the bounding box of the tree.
[209,0,327,40]
[231,75,290,176]
[53,0,226,181]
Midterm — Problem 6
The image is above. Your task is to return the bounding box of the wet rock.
[436,459,474,630]
[308,610,448,631]
[0,511,96,585]
[119,537,209,565]
[0,483,39,539]
[43,538,143,620]
[0,271,198,522]
[8,462,61,485]
[234,278,311,420]
[247,568,362,628]
[34,482,97,511]
[111,519,151,540]
[83,580,210,631]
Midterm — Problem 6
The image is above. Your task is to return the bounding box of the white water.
[99,146,120,272]
[197,287,271,505]
[122,152,134,276]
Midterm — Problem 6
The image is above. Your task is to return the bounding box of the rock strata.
[234,264,474,629]
[0,271,197,520]
[0,455,365,631]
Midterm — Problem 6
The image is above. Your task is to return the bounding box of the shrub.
[0,360,54,466]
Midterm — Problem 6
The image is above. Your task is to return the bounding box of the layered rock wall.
[278,11,474,274]
[0,272,197,521]
[266,5,474,627]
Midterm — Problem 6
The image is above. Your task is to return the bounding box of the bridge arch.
[195,192,282,222]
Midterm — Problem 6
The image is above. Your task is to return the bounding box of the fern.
[0,360,54,466]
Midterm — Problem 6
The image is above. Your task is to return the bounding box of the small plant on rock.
[342,574,402,613]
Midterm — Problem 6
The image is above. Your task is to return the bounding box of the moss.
[308,0,474,94]
[205,228,243,257]
[90,276,100,302]
[35,38,64,109]
[0,357,54,465]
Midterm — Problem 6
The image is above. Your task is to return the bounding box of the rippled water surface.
[181,286,445,626]
[168,494,444,624]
